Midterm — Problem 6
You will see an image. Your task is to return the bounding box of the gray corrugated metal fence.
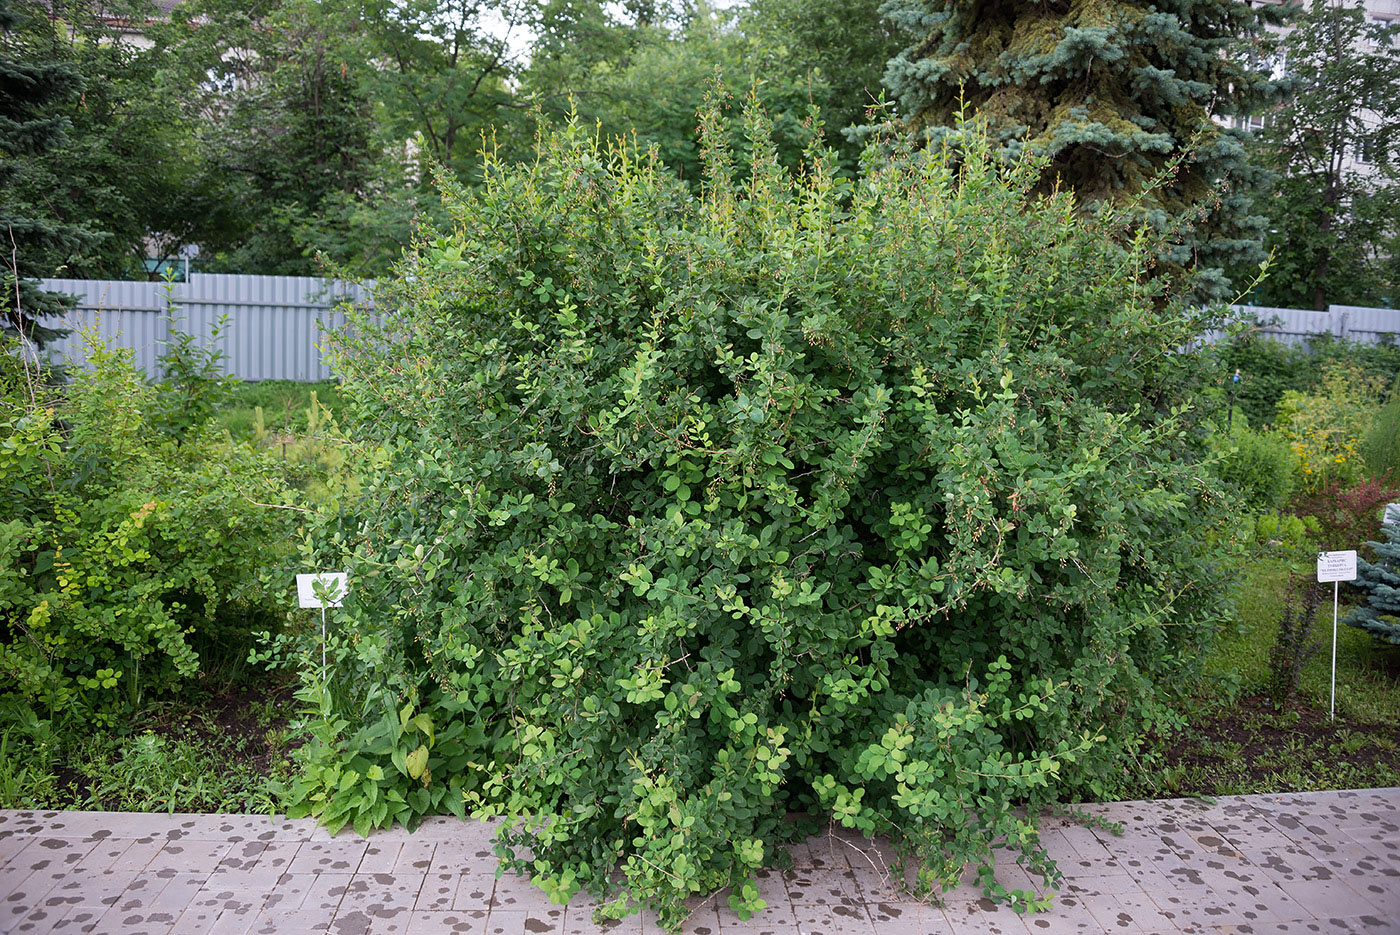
[1236,304,1400,345]
[39,274,374,382]
[30,277,1400,382]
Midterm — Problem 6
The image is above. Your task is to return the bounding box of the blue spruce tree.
[878,0,1284,298]
[1344,521,1400,645]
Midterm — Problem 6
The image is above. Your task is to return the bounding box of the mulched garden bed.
[1140,692,1400,799]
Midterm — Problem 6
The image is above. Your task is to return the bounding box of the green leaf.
[405,745,429,781]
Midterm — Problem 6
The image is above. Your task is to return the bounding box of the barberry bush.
[300,99,1232,927]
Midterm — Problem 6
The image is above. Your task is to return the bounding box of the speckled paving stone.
[790,900,879,935]
[453,873,496,911]
[560,906,642,935]
[165,905,226,935]
[1021,895,1103,934]
[1076,891,1176,932]
[785,867,856,906]
[6,789,1400,934]
[491,870,559,911]
[941,897,1031,935]
[362,906,414,933]
[248,905,339,933]
[340,871,428,915]
[286,838,370,875]
[862,901,952,935]
[49,904,105,932]
[398,909,490,934]
[396,841,441,875]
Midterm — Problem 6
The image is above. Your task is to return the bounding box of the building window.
[1356,134,1386,166]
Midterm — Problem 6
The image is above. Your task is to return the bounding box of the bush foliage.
[1217,425,1299,511]
[0,339,295,726]
[1292,476,1400,555]
[1276,362,1389,493]
[1216,333,1400,430]
[304,103,1232,926]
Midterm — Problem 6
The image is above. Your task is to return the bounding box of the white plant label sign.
[297,572,349,608]
[1317,551,1357,584]
[1317,549,1358,722]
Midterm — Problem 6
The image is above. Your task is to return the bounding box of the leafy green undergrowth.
[218,379,343,439]
[0,675,299,814]
[1112,554,1400,800]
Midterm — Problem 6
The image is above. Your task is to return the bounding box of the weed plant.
[0,676,299,813]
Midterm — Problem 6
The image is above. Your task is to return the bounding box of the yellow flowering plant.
[1276,362,1388,492]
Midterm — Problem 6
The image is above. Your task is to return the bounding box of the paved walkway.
[2,789,1397,934]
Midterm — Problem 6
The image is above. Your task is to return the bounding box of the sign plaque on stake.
[296,572,348,670]
[1317,550,1358,722]
[297,572,348,608]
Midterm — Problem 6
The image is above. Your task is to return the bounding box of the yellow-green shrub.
[0,340,296,725]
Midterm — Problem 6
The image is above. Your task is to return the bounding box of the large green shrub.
[304,105,1231,926]
[0,339,295,726]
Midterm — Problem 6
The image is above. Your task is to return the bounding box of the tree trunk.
[1313,177,1340,311]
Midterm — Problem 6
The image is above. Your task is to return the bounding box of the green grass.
[1222,554,1400,721]
[1112,549,1400,801]
[1205,554,1293,690]
[218,379,344,439]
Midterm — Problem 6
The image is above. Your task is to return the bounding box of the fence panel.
[1330,305,1400,344]
[1239,306,1338,345]
[1235,304,1400,345]
[38,274,374,382]
[29,278,1399,382]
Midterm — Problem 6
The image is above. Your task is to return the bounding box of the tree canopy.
[1244,0,1400,309]
[7,0,1392,305]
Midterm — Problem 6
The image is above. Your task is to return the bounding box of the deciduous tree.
[741,0,901,165]
[154,0,379,274]
[1246,0,1400,310]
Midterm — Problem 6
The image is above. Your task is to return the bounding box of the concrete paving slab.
[4,790,1400,933]
[453,874,496,911]
[398,909,490,934]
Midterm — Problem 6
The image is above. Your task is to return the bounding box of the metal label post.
[1317,551,1357,722]
[296,572,349,676]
